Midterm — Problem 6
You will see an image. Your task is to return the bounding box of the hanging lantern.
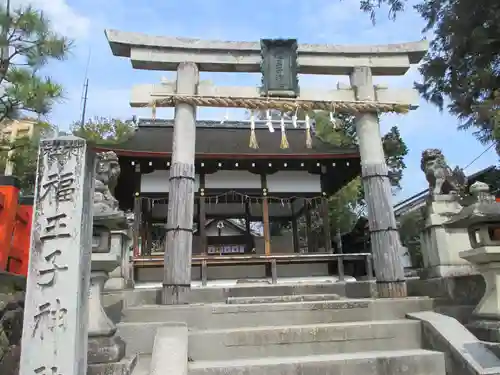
[305,113,312,148]
[280,113,289,149]
[249,110,259,149]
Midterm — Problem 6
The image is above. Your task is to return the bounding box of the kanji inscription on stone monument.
[34,366,63,375]
[19,136,95,375]
[32,299,68,339]
[40,170,76,202]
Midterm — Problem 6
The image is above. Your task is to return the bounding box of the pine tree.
[0,4,71,121]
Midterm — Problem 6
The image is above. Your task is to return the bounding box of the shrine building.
[95,118,363,283]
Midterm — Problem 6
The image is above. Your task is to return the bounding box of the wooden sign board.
[207,245,246,255]
[260,38,299,98]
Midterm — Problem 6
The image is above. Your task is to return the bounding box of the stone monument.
[452,182,500,342]
[19,136,95,375]
[419,149,475,278]
[87,151,135,375]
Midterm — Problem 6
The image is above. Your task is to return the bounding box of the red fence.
[0,176,33,277]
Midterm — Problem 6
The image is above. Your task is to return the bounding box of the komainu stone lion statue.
[421,149,467,196]
[93,151,121,214]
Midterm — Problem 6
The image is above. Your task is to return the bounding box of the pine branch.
[0,4,72,120]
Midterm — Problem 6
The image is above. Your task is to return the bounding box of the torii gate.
[106,29,428,304]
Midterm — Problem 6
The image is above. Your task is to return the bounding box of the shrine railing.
[133,252,374,286]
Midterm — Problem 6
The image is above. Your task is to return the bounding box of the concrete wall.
[0,118,37,141]
[141,170,200,193]
[141,170,321,193]
[407,275,485,324]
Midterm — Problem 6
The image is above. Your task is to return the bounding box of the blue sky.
[14,0,499,202]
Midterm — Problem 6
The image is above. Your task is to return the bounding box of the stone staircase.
[116,284,447,375]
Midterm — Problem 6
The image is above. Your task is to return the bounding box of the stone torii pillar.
[162,62,199,305]
[350,66,406,298]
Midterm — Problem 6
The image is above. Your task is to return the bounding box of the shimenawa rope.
[147,94,410,114]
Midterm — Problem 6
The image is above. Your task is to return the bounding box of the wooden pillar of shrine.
[199,173,207,255]
[291,200,300,254]
[321,194,332,253]
[162,62,199,305]
[132,163,142,257]
[261,174,271,256]
[132,196,141,257]
[350,66,406,298]
[335,228,345,281]
[244,201,253,252]
[143,201,152,255]
[305,202,314,253]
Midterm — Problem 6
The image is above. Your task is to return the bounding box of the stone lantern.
[447,181,500,341]
[87,152,135,374]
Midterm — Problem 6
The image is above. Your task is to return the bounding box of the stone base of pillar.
[87,355,137,375]
[105,277,127,291]
[467,319,500,343]
[88,271,132,375]
[162,284,190,305]
[89,271,117,336]
[88,336,126,364]
[376,280,407,298]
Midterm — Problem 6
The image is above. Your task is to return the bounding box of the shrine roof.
[94,119,360,159]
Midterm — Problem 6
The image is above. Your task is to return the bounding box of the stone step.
[132,350,445,375]
[189,349,446,375]
[188,320,422,361]
[121,297,434,329]
[130,354,152,375]
[111,281,375,307]
[225,293,342,304]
